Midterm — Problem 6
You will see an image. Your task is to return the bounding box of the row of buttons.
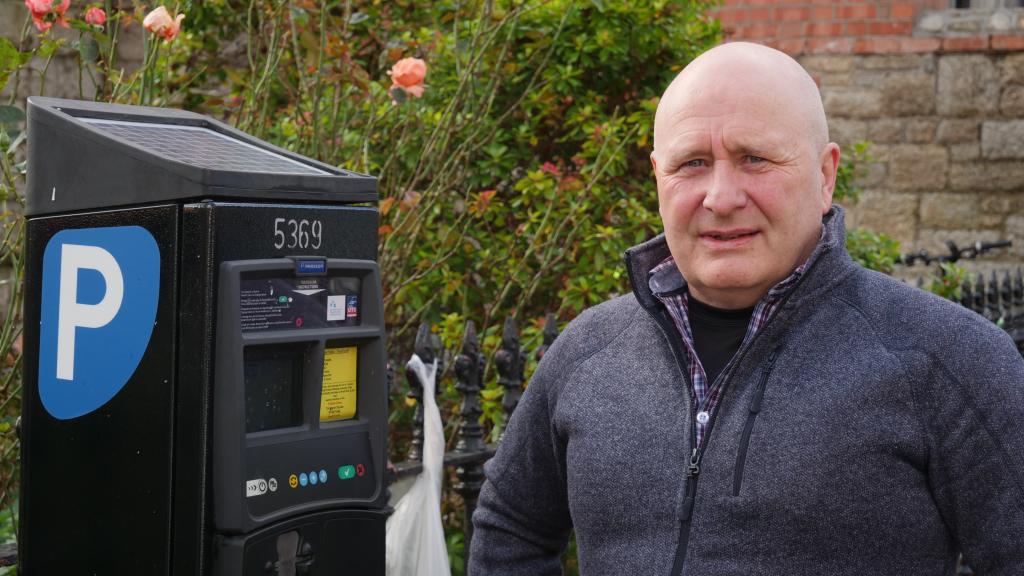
[287,464,366,489]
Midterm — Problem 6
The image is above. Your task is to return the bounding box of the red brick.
[775,7,809,21]
[774,38,807,55]
[805,38,855,54]
[808,22,843,37]
[869,21,914,36]
[854,37,903,54]
[737,23,777,39]
[778,22,807,38]
[941,36,990,52]
[749,7,771,21]
[858,37,943,54]
[840,5,876,19]
[811,6,834,19]
[715,8,748,25]
[900,37,942,52]
[992,35,1024,51]
[844,21,869,36]
[891,2,916,19]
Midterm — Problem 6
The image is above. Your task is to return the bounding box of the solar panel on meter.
[81,118,331,176]
[24,97,376,216]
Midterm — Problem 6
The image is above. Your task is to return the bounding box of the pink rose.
[387,57,427,98]
[85,6,106,26]
[540,161,560,176]
[143,6,184,40]
[24,0,70,32]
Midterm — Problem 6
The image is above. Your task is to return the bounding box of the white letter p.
[56,244,124,381]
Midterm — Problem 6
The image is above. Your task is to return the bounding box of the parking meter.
[19,97,388,575]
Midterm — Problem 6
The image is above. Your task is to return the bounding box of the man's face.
[652,77,837,309]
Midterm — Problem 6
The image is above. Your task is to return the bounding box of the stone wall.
[807,51,1024,277]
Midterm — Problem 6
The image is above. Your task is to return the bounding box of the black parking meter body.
[19,97,388,576]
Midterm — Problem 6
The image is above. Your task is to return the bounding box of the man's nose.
[702,162,748,215]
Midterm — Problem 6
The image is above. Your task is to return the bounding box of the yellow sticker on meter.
[320,346,357,422]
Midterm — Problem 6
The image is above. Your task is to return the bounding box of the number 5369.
[273,218,323,250]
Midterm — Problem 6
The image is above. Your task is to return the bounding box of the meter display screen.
[245,345,305,433]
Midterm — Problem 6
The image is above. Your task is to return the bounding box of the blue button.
[299,473,308,487]
[309,471,318,485]
[319,469,328,484]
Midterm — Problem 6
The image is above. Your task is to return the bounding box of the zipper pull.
[681,448,702,521]
[687,447,701,477]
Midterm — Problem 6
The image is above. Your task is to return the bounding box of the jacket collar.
[624,205,855,312]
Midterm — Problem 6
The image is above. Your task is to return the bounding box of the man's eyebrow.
[659,142,710,162]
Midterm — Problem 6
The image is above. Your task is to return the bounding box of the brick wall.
[711,0,1024,276]
[714,0,1024,55]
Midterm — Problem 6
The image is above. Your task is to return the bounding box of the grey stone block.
[888,145,949,190]
[937,55,999,117]
[981,121,1024,160]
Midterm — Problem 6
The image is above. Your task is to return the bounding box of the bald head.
[654,42,829,154]
[650,41,841,309]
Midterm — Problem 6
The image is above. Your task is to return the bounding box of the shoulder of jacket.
[530,294,645,394]
[831,266,1021,376]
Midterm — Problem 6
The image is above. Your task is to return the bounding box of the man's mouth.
[701,230,758,241]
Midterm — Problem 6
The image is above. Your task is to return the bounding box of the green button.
[338,465,355,480]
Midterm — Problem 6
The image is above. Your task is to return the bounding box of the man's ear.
[650,150,658,173]
[819,143,840,213]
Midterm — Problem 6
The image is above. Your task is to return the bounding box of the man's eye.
[745,155,765,164]
[683,159,706,168]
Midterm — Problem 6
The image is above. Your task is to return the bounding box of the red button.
[355,464,365,477]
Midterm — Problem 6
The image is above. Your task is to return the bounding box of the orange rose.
[387,57,427,98]
[24,0,70,32]
[143,6,185,40]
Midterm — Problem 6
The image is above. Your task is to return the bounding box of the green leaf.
[0,38,18,72]
[0,106,25,128]
[38,38,64,58]
[7,130,25,155]
[78,35,99,63]
[590,0,606,12]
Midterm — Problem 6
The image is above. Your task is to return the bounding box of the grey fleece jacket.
[469,206,1024,575]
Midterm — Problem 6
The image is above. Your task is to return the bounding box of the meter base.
[213,508,385,576]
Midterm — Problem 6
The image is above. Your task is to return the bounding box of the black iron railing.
[388,315,559,560]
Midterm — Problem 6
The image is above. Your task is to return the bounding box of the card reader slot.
[242,326,379,344]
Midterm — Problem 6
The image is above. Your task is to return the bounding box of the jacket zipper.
[732,349,778,496]
[649,308,700,576]
[636,246,825,576]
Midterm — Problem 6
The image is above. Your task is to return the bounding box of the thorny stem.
[7,16,32,107]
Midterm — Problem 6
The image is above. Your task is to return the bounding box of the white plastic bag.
[386,354,452,576]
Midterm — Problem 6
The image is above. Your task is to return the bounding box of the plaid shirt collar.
[647,231,819,448]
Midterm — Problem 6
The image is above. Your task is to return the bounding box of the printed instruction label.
[320,346,357,422]
[240,276,360,332]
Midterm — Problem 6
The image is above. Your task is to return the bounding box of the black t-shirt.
[687,296,754,386]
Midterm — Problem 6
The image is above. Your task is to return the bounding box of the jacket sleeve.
[918,324,1024,573]
[468,338,574,575]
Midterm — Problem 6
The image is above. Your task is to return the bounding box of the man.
[469,42,1024,575]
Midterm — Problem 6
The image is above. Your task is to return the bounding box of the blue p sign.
[38,226,160,420]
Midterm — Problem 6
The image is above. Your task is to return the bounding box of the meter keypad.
[246,427,376,518]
